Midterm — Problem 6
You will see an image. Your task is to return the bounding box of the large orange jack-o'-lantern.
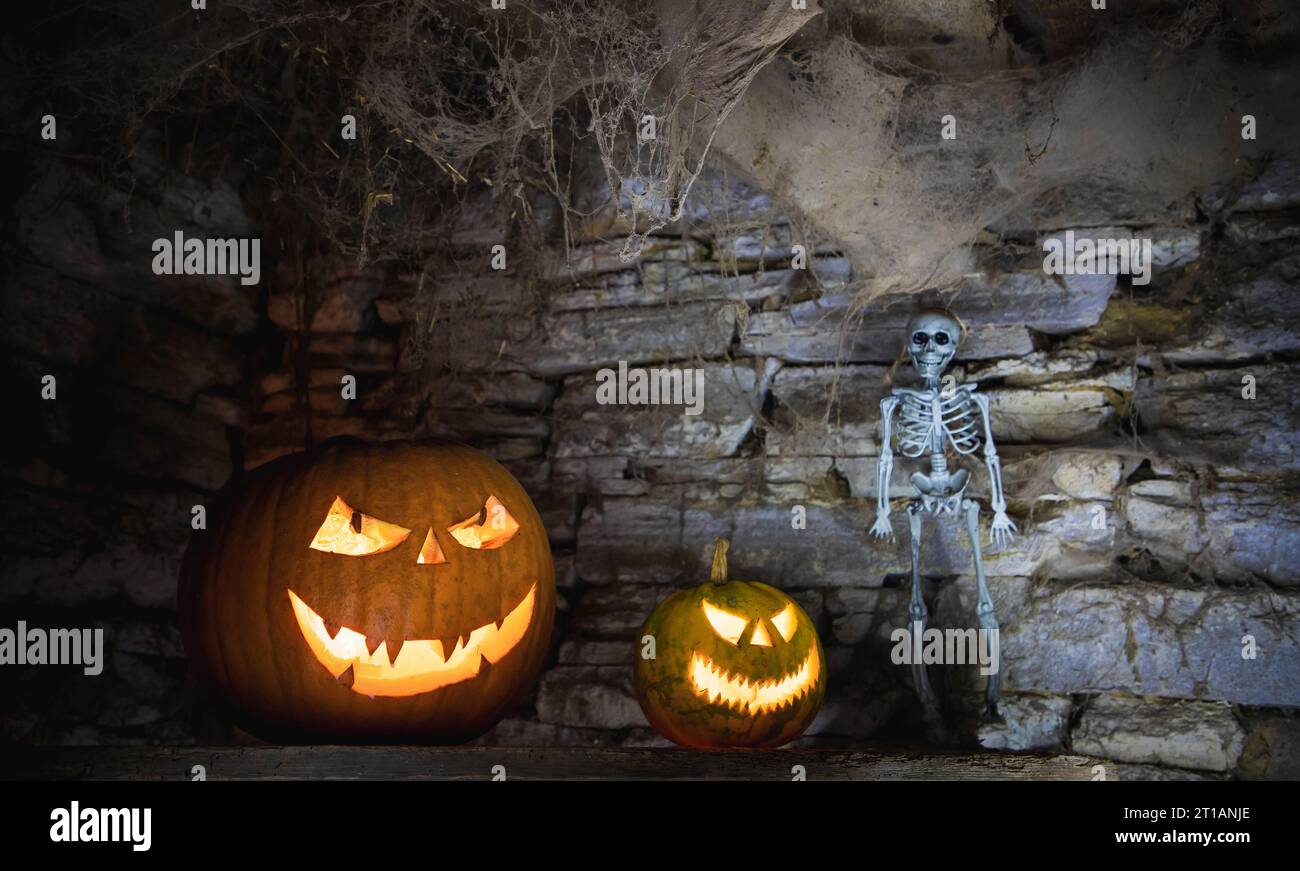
[635,539,826,749]
[179,439,555,743]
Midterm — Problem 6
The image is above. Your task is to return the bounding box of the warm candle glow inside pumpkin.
[447,495,520,549]
[416,528,447,565]
[689,645,821,715]
[287,584,537,697]
[702,601,748,645]
[770,602,798,642]
[309,496,411,556]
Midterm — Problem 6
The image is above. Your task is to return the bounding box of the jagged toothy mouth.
[688,645,820,715]
[287,584,537,697]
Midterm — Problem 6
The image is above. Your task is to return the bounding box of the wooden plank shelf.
[2,745,1101,781]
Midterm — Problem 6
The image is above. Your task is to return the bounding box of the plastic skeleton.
[869,310,1016,713]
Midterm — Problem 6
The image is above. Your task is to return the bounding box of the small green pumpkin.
[634,538,826,748]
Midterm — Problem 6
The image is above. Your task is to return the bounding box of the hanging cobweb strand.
[578,0,817,263]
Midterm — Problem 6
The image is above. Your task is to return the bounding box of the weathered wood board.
[2,745,1102,781]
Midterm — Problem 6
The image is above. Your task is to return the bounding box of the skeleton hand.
[989,511,1017,550]
[869,510,895,541]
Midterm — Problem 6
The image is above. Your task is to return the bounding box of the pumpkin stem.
[709,538,730,585]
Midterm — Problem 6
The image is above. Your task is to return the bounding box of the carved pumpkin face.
[634,539,825,748]
[179,440,555,743]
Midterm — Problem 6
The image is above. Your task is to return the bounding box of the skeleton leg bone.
[963,498,1001,715]
[906,501,935,705]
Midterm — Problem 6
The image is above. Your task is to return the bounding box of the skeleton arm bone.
[972,392,1016,548]
[870,396,900,540]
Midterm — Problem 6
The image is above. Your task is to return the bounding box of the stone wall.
[5,149,1300,779]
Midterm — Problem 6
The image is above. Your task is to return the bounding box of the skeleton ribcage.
[896,390,982,458]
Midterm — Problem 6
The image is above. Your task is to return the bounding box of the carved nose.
[416,529,448,565]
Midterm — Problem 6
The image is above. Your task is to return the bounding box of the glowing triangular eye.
[770,603,798,642]
[309,497,410,556]
[702,601,747,646]
[750,621,773,647]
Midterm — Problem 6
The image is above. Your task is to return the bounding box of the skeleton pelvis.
[910,468,969,497]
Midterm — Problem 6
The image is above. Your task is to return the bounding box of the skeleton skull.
[906,310,962,382]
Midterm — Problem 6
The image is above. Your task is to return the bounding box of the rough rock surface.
[1072,696,1245,772]
[5,141,1300,780]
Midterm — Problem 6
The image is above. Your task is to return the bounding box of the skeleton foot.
[977,602,1002,718]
